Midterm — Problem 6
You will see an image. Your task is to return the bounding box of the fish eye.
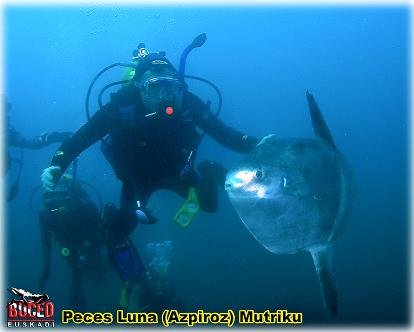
[255,170,264,179]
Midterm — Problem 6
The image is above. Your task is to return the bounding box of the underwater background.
[3,5,409,326]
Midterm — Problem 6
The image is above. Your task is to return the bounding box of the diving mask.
[141,76,184,99]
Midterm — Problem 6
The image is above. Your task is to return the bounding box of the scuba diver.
[4,95,72,201]
[37,172,107,310]
[40,34,259,298]
[36,160,149,310]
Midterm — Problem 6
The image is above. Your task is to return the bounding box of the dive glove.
[33,132,49,146]
[34,132,72,147]
[41,166,62,191]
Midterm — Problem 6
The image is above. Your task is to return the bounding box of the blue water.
[4,5,409,326]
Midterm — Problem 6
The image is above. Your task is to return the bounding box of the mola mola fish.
[225,92,355,316]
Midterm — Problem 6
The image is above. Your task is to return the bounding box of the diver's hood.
[133,52,178,82]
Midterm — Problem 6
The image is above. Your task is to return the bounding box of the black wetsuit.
[50,85,258,233]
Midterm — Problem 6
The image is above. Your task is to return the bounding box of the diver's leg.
[197,160,228,189]
[121,181,156,226]
[120,180,142,212]
[104,183,151,309]
[196,160,228,212]
[117,181,140,237]
[104,180,155,244]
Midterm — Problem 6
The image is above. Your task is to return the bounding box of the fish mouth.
[225,170,256,191]
[225,170,268,199]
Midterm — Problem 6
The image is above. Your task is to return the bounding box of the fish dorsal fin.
[306,91,336,149]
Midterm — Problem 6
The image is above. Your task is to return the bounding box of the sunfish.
[225,92,356,316]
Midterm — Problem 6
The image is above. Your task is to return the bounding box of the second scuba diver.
[38,173,106,310]
[36,161,154,311]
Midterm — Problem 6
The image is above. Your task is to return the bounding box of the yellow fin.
[173,187,199,229]
[119,283,128,309]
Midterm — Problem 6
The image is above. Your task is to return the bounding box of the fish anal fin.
[309,245,338,316]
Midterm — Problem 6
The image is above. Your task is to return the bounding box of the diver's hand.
[41,166,62,191]
[33,132,49,146]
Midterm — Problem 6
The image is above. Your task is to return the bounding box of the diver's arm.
[38,212,52,290]
[8,127,48,149]
[8,127,72,149]
[188,92,259,153]
[50,107,117,173]
[9,131,43,149]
